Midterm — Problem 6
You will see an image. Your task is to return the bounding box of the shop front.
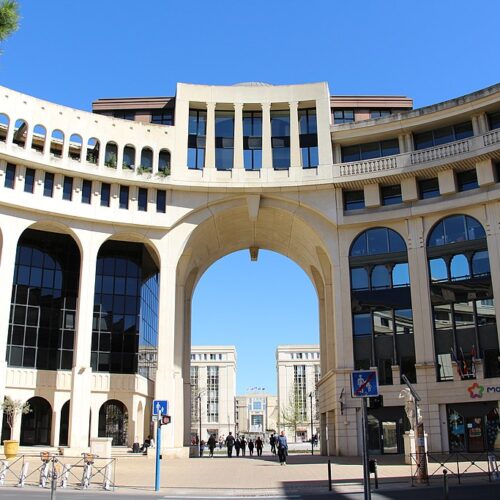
[367,406,409,455]
[447,401,500,452]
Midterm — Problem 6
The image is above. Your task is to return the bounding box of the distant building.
[190,346,236,442]
[235,391,278,438]
[276,345,320,442]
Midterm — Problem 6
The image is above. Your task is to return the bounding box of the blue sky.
[1,1,499,393]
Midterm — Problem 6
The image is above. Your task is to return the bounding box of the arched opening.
[98,400,128,446]
[0,113,10,142]
[21,396,52,445]
[13,119,28,148]
[59,400,70,446]
[31,124,46,153]
[140,147,153,171]
[7,227,81,370]
[69,134,83,161]
[105,142,118,168]
[158,149,171,175]
[123,144,135,170]
[86,137,100,164]
[50,129,64,158]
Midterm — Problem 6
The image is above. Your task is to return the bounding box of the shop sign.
[467,382,500,398]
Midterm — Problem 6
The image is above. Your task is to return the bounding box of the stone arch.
[98,399,129,446]
[21,396,52,445]
[50,129,65,158]
[31,124,47,153]
[13,118,28,148]
[69,133,83,161]
[59,400,70,446]
[0,112,9,142]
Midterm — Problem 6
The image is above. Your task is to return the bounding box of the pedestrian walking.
[200,439,206,457]
[255,437,263,457]
[270,433,276,455]
[207,433,216,458]
[277,431,288,465]
[219,436,224,450]
[248,439,254,456]
[241,436,247,456]
[225,432,235,457]
[235,437,241,457]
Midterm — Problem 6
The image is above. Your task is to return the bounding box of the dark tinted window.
[156,190,166,213]
[351,228,406,257]
[344,190,365,211]
[101,183,110,207]
[151,110,174,125]
[333,109,355,124]
[138,188,147,212]
[456,169,478,192]
[414,121,473,150]
[43,172,54,197]
[5,163,16,189]
[427,215,485,247]
[63,176,73,201]
[82,180,92,204]
[119,186,129,209]
[488,111,500,130]
[370,110,391,119]
[419,178,440,199]
[341,139,400,162]
[24,168,35,193]
[381,185,402,206]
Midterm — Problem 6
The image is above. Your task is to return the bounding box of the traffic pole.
[155,415,162,492]
[361,398,371,500]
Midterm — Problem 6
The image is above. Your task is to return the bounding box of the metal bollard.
[0,461,8,486]
[18,462,29,488]
[103,463,112,491]
[443,470,449,500]
[50,462,57,500]
[327,459,332,491]
[40,461,50,488]
[60,464,71,488]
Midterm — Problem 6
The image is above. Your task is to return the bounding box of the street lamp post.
[197,394,202,456]
[309,392,314,456]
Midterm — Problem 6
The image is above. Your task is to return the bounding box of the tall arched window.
[350,227,416,385]
[427,214,499,381]
[98,400,128,446]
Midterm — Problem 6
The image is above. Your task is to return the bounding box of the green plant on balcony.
[137,165,152,175]
[105,152,117,168]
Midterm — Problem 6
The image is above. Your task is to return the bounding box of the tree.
[0,0,19,44]
[1,396,30,440]
[280,385,306,442]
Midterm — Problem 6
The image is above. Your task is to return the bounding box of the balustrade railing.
[410,139,470,165]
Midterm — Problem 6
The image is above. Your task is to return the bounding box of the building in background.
[190,346,236,442]
[276,345,320,442]
[235,390,278,438]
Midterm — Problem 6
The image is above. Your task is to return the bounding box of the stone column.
[289,101,301,168]
[0,219,29,416]
[233,103,244,169]
[261,103,272,169]
[67,230,107,452]
[398,134,407,154]
[472,114,481,136]
[204,102,216,169]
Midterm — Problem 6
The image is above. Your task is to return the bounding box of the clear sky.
[1,0,499,393]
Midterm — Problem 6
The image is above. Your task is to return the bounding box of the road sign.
[351,370,379,398]
[152,399,168,416]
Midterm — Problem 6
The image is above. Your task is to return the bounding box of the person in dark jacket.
[240,436,247,456]
[248,439,254,456]
[255,437,263,456]
[225,432,235,457]
[270,433,276,454]
[277,431,288,465]
[207,434,217,458]
[234,437,241,457]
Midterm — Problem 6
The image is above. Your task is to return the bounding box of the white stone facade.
[0,81,499,457]
[276,345,320,442]
[235,392,278,437]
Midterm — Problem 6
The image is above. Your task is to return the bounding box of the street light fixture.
[309,392,314,456]
[197,393,202,456]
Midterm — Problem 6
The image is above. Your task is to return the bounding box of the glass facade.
[271,110,290,169]
[299,108,318,168]
[243,111,262,170]
[91,241,159,376]
[293,365,307,420]
[7,229,80,370]
[187,109,206,169]
[414,121,473,150]
[190,366,199,420]
[215,111,234,170]
[341,139,399,163]
[207,366,219,422]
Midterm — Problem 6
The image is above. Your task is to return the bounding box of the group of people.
[269,431,289,465]
[223,433,264,457]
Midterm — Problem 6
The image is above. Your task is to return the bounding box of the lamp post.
[309,392,314,456]
[197,393,202,456]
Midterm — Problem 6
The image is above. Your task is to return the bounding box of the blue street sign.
[351,370,379,398]
[152,399,168,416]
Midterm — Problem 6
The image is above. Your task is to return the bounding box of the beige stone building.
[0,81,499,457]
[235,392,278,437]
[189,346,236,442]
[276,345,321,442]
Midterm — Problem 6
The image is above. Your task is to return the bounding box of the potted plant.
[1,396,30,458]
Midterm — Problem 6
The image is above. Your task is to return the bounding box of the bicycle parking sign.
[351,370,379,398]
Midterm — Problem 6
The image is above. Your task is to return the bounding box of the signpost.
[351,370,379,500]
[152,400,169,492]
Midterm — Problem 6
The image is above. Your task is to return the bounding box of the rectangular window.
[151,109,174,125]
[293,365,307,420]
[333,109,355,124]
[82,179,92,204]
[43,172,54,197]
[207,366,219,423]
[353,313,372,336]
[24,168,35,194]
[100,182,110,207]
[343,190,365,211]
[271,110,290,170]
[299,108,318,168]
[113,111,135,121]
[243,111,262,170]
[215,111,234,170]
[370,109,392,119]
[63,176,73,201]
[414,121,474,150]
[119,186,129,209]
[341,139,399,162]
[5,163,16,189]
[190,366,199,420]
[488,111,500,131]
[138,188,148,212]
[156,190,166,213]
[456,169,478,192]
[381,184,402,205]
[418,177,440,199]
[187,109,207,169]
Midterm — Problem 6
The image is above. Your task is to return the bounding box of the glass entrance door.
[382,421,398,454]
[466,417,485,452]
